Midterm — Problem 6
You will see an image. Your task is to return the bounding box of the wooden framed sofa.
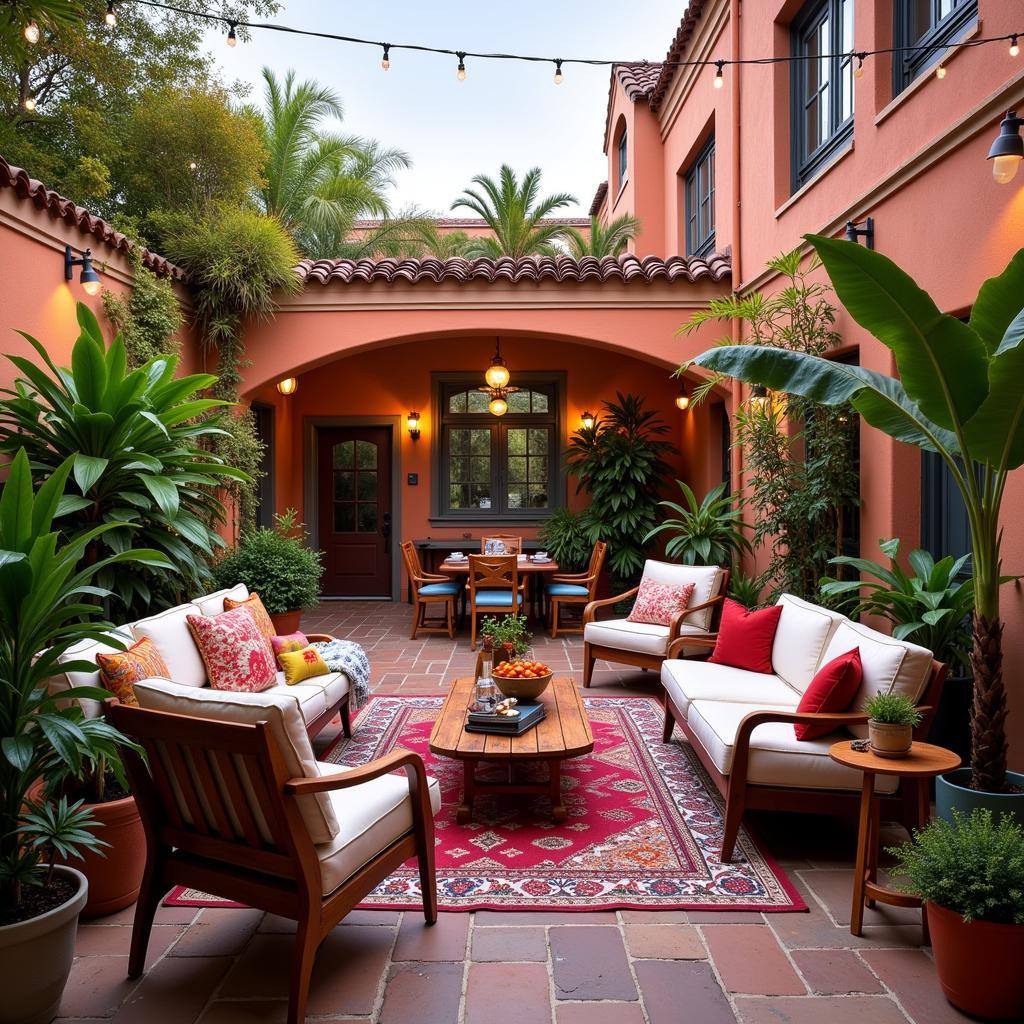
[660,594,946,862]
[47,583,353,738]
[582,561,729,686]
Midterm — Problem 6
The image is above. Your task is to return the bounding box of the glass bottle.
[474,637,497,713]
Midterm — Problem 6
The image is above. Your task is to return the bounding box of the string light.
[104,1,116,28]
[554,59,563,84]
[23,21,40,44]
[23,95,36,112]
[381,43,390,70]
[713,59,724,89]
[226,21,237,46]
[1012,36,1020,58]
[854,52,865,78]
[456,51,466,80]
[936,63,947,79]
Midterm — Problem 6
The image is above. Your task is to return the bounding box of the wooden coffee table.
[429,676,594,824]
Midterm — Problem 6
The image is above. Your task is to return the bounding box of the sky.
[205,1,686,217]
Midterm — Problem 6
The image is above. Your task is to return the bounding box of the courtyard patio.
[54,603,965,1024]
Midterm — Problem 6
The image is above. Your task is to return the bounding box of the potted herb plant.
[889,809,1024,1019]
[212,509,324,633]
[480,614,532,666]
[863,692,922,759]
[693,238,1024,817]
[0,451,166,1024]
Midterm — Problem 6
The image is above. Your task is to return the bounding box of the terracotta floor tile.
[75,923,183,969]
[550,926,636,1001]
[471,925,548,961]
[465,962,551,1024]
[624,924,705,959]
[169,908,263,957]
[619,910,689,924]
[555,1004,646,1024]
[702,925,805,995]
[59,955,137,1018]
[475,911,614,926]
[392,912,468,961]
[807,869,922,927]
[861,949,975,1023]
[634,960,734,1024]
[378,961,464,1024]
[735,995,907,1024]
[111,955,233,1024]
[790,949,884,994]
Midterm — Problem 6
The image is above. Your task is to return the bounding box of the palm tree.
[566,214,641,258]
[451,165,576,258]
[256,68,412,258]
[409,224,476,259]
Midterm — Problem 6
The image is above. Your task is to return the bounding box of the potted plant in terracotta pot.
[862,692,921,759]
[480,613,532,667]
[889,808,1024,1020]
[0,451,166,1024]
[213,509,324,633]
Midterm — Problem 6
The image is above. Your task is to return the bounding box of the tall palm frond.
[566,214,641,258]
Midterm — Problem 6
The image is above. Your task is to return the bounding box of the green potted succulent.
[0,450,166,1024]
[643,481,751,567]
[889,809,1024,1019]
[212,509,324,633]
[862,692,922,759]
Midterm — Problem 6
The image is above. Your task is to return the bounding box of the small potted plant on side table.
[863,692,922,759]
[890,808,1024,1019]
[480,614,531,667]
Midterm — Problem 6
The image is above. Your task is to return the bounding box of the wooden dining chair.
[546,540,606,638]
[480,534,523,555]
[467,554,525,649]
[107,700,437,1024]
[401,541,461,639]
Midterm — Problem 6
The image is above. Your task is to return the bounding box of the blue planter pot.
[936,767,1024,826]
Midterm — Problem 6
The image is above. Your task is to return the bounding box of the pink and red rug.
[166,694,804,913]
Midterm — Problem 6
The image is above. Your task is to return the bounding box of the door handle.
[382,512,392,553]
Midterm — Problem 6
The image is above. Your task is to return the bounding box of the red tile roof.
[589,182,608,217]
[649,1,707,113]
[295,251,731,286]
[0,156,183,280]
[614,62,664,102]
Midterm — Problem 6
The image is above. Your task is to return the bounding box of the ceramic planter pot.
[0,866,88,1024]
[927,901,1024,1019]
[269,609,302,635]
[868,720,913,759]
[936,767,1024,827]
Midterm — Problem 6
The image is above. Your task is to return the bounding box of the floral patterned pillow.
[223,593,276,642]
[186,607,277,693]
[627,579,696,627]
[96,637,171,707]
[271,631,309,668]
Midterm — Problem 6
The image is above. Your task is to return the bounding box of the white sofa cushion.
[50,630,134,718]
[584,618,670,658]
[685,699,898,794]
[641,561,724,631]
[314,762,441,896]
[261,682,328,725]
[821,621,933,738]
[133,678,340,843]
[661,659,799,718]
[193,584,249,618]
[771,595,847,693]
[131,604,207,687]
[278,670,350,709]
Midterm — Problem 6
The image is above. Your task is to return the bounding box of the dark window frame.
[430,371,567,525]
[685,135,716,257]
[251,401,276,529]
[893,0,977,93]
[791,0,854,191]
[617,127,628,189]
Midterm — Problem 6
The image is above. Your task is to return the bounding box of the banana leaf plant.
[692,236,1024,793]
[0,449,171,913]
[0,304,249,618]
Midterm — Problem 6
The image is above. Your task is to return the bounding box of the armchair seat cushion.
[684,699,898,794]
[474,590,523,608]
[419,582,461,597]
[547,583,590,597]
[315,762,441,896]
[661,660,799,718]
[584,618,670,658]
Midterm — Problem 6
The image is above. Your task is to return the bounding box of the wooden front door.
[317,427,392,597]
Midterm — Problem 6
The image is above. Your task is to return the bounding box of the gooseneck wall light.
[64,246,101,296]
[989,111,1024,184]
[844,217,874,248]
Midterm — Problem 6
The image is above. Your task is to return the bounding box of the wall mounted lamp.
[407,411,421,440]
[844,217,874,248]
[580,410,596,430]
[988,110,1024,184]
[749,383,772,413]
[64,245,101,296]
[276,377,298,396]
[675,383,691,411]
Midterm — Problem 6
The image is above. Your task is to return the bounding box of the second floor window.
[792,0,854,190]
[685,136,716,257]
[617,128,628,187]
[894,0,977,91]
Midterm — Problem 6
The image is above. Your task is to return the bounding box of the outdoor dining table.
[436,555,561,621]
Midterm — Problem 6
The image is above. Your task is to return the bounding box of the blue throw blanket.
[311,639,371,709]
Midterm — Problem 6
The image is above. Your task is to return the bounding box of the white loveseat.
[48,584,353,738]
[661,594,945,862]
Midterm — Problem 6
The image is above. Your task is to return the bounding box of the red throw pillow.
[186,607,277,693]
[793,648,863,741]
[627,579,695,626]
[708,598,783,674]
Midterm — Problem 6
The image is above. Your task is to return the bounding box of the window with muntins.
[436,380,562,520]
[894,0,977,92]
[791,0,854,190]
[685,136,715,256]
[617,128,628,188]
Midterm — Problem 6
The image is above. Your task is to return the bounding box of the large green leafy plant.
[694,237,1024,793]
[0,450,168,916]
[0,304,246,618]
[538,507,591,574]
[566,393,677,582]
[644,481,751,567]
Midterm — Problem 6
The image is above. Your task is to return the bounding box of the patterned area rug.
[166,694,804,912]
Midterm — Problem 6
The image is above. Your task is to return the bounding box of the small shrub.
[888,809,1024,924]
[862,692,922,727]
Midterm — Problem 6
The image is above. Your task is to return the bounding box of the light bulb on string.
[23,95,36,112]
[456,52,467,81]
[935,63,947,79]
[554,59,563,85]
[713,60,724,89]
[381,44,390,70]
[227,22,237,47]
[1011,36,1020,58]
[854,53,865,78]
[104,1,116,28]
[23,21,40,44]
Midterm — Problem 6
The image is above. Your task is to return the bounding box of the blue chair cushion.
[474,590,523,607]
[419,582,461,597]
[546,583,590,597]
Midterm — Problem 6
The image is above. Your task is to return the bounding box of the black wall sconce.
[407,411,421,441]
[844,217,874,249]
[64,245,101,295]
[989,110,1023,184]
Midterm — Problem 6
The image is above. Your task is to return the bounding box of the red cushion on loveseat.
[793,648,863,741]
[708,598,783,674]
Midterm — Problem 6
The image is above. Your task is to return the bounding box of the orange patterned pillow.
[223,593,275,642]
[96,637,171,707]
[186,607,277,693]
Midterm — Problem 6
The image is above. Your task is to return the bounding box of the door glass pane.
[506,391,530,413]
[334,472,354,501]
[357,503,377,532]
[531,391,549,413]
[333,441,354,469]
[356,441,377,469]
[467,391,490,413]
[507,428,527,456]
[334,504,355,532]
[506,428,550,511]
[449,390,468,413]
[356,471,377,501]
[448,428,491,510]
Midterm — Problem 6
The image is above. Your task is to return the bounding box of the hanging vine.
[101,250,182,367]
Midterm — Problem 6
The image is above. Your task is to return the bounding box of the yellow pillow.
[278,645,330,685]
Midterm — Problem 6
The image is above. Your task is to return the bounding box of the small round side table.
[828,740,960,939]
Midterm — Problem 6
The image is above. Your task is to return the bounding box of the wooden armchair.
[546,540,606,638]
[467,554,525,649]
[401,541,461,639]
[108,700,437,1024]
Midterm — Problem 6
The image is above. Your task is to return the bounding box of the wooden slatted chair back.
[480,534,523,555]
[401,541,425,591]
[468,554,519,594]
[586,541,607,595]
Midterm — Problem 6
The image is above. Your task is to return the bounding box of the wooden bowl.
[493,669,553,700]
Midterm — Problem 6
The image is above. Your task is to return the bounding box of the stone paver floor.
[57,601,971,1024]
